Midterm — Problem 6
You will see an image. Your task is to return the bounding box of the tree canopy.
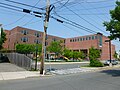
[63,48,86,60]
[89,47,100,60]
[0,28,6,49]
[47,41,62,55]
[89,47,103,67]
[103,1,120,40]
[16,44,42,54]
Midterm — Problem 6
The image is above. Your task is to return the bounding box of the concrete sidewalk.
[0,71,41,80]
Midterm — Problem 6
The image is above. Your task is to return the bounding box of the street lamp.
[105,40,112,66]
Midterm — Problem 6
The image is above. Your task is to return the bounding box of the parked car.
[0,53,10,63]
[104,60,118,65]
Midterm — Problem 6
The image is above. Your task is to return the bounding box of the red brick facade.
[3,27,115,60]
[65,33,115,60]
[3,26,65,50]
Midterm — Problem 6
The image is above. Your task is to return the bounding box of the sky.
[0,0,120,52]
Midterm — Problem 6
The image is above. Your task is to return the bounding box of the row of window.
[20,30,41,37]
[20,30,62,42]
[20,37,59,43]
[21,37,41,43]
[20,37,49,45]
[70,35,98,42]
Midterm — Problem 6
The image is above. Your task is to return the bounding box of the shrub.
[90,59,104,67]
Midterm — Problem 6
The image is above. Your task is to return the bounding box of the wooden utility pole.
[0,24,2,38]
[40,0,50,74]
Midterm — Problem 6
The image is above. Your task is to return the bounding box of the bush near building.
[89,47,103,67]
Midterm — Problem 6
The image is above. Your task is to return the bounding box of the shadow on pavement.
[100,69,120,77]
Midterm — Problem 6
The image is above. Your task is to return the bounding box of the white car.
[104,60,118,65]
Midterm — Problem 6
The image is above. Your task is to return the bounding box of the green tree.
[16,44,34,54]
[103,1,120,40]
[63,48,72,59]
[16,44,42,54]
[0,28,6,49]
[89,47,100,60]
[79,51,86,59]
[63,48,86,60]
[89,47,103,67]
[47,41,63,56]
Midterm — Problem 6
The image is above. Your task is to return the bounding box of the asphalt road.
[0,62,88,72]
[33,62,89,70]
[0,68,120,90]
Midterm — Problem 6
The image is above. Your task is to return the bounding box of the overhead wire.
[0,4,22,12]
[85,0,113,3]
[64,8,104,32]
[0,0,96,34]
[58,0,70,9]
[3,0,42,27]
[4,0,44,10]
[57,13,109,15]
[56,5,115,13]
[0,2,23,10]
[22,0,42,26]
[77,2,109,35]
[51,15,97,33]
[55,0,109,35]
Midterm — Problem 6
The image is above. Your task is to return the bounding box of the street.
[32,62,89,70]
[0,68,120,90]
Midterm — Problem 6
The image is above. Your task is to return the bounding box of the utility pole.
[35,41,38,71]
[0,24,2,38]
[40,0,50,74]
[105,40,112,67]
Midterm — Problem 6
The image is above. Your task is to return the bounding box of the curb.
[81,65,120,72]
[0,71,52,81]
[32,61,89,65]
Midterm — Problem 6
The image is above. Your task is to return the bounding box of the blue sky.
[0,0,120,52]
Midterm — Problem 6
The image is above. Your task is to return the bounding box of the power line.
[21,20,40,26]
[54,0,112,35]
[3,0,42,27]
[58,0,70,9]
[4,0,44,10]
[51,15,97,33]
[0,2,23,10]
[22,0,42,26]
[0,3,26,27]
[62,22,92,35]
[56,3,107,35]
[78,3,109,35]
[55,1,104,32]
[84,0,113,3]
[56,5,114,13]
[3,15,26,27]
[68,10,102,31]
[56,13,109,15]
[0,4,22,12]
